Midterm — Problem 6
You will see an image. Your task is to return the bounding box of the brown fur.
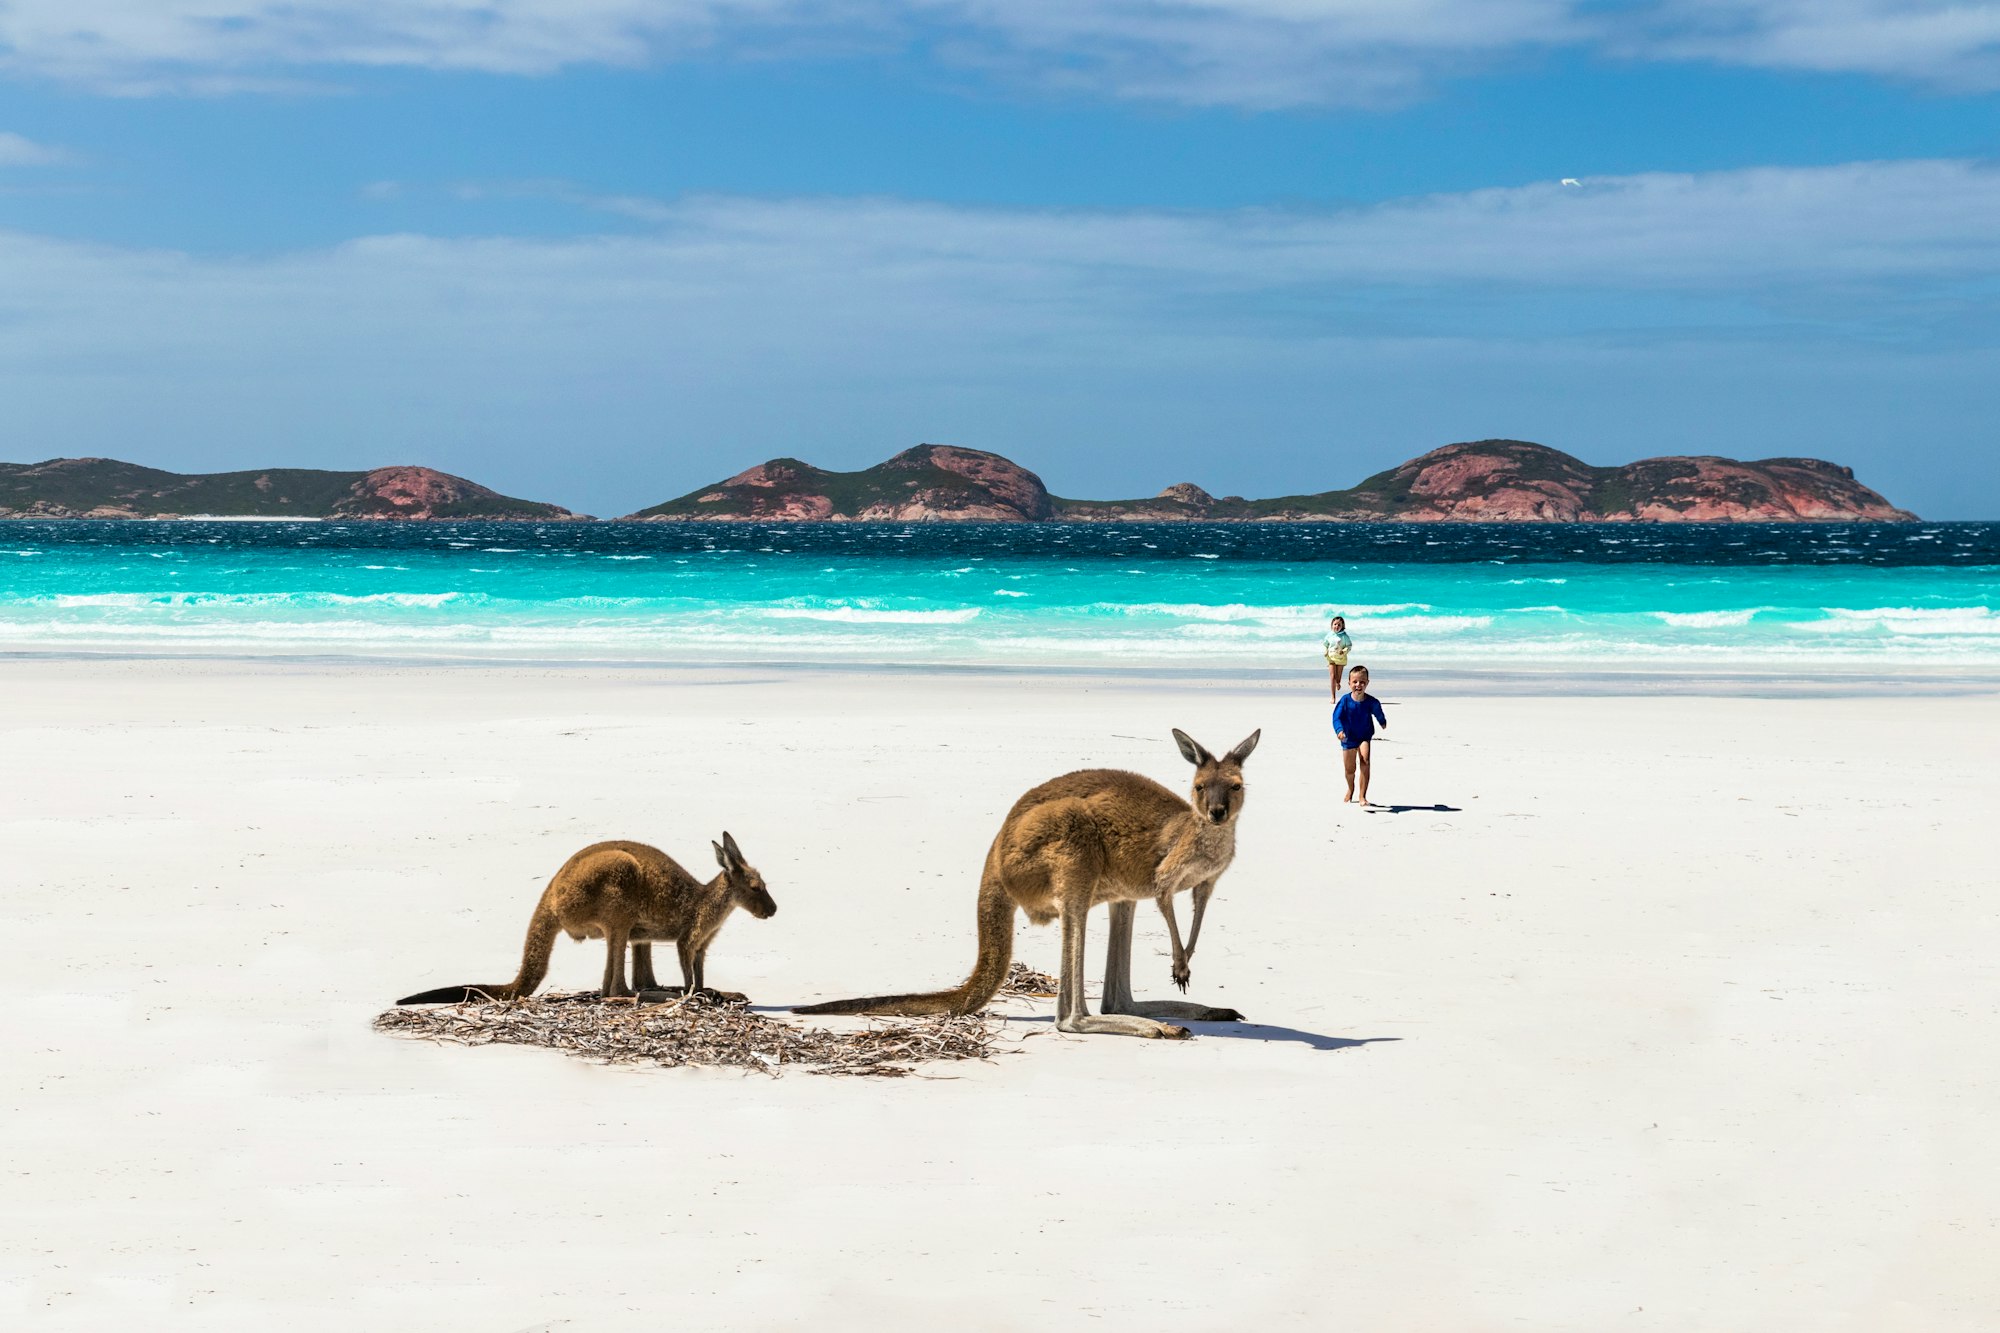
[793,728,1258,1038]
[397,832,776,1005]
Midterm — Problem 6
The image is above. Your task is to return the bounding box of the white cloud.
[1637,1,2000,89]
[0,1,1994,104]
[0,130,64,165]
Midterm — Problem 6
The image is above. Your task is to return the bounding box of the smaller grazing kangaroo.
[397,832,776,1005]
[795,728,1258,1039]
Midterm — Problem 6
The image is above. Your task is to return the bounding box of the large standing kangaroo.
[794,729,1258,1039]
[397,833,776,1005]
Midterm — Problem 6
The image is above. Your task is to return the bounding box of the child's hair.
[1348,663,1368,680]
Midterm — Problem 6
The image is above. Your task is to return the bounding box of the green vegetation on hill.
[0,460,358,517]
[0,458,573,519]
[630,446,1055,520]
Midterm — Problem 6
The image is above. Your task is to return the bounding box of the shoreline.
[7,650,2000,697]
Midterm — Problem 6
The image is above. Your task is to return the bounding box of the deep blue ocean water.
[2,520,1996,671]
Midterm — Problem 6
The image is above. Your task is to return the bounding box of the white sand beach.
[3,659,1997,1331]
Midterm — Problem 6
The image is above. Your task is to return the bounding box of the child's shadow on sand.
[1367,801,1461,815]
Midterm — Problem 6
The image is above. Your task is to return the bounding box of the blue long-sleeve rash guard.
[1332,692,1386,750]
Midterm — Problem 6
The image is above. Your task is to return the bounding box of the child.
[1332,664,1387,805]
[1322,615,1351,702]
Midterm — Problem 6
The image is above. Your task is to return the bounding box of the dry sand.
[2,659,1997,1331]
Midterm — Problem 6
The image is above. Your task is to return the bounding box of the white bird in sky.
[1560,178,1581,186]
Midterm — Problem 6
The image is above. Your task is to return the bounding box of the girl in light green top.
[1322,615,1351,701]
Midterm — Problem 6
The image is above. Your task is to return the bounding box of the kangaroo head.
[713,831,777,919]
[1172,728,1261,826]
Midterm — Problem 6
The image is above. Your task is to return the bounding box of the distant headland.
[0,459,582,522]
[1,440,1917,522]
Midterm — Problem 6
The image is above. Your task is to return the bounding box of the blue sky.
[1,2,1997,517]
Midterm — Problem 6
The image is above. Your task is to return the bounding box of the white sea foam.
[1651,609,1764,629]
[1101,602,1315,622]
[37,591,470,610]
[761,607,982,624]
[1163,610,1494,637]
[1361,614,1496,635]
[1101,602,1432,622]
[1804,606,2000,636]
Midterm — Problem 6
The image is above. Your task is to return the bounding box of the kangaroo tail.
[793,870,1014,1017]
[396,903,562,1005]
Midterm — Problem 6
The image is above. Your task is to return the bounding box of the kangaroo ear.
[1172,728,1213,767]
[713,840,730,870]
[1225,729,1262,765]
[721,830,743,863]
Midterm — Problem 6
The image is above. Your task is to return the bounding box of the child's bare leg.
[1341,747,1357,802]
[1356,740,1373,804]
[1329,664,1341,700]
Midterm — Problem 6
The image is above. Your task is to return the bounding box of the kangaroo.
[794,728,1258,1039]
[397,832,776,1005]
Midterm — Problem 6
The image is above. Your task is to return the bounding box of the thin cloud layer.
[0,130,63,165]
[2,160,1995,367]
[1636,1,2000,89]
[0,1,1995,102]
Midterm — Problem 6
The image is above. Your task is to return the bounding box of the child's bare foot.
[1342,792,1354,803]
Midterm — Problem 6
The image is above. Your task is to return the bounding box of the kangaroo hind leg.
[1102,900,1244,1024]
[1054,880,1188,1040]
[600,923,634,998]
[631,943,668,993]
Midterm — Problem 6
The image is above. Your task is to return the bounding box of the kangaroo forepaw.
[1171,963,1191,993]
[668,987,749,1007]
[1155,1024,1193,1040]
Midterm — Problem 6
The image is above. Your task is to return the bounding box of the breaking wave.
[1650,609,1765,628]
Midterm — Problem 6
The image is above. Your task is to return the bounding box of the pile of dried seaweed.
[998,961,1059,998]
[373,991,1003,1078]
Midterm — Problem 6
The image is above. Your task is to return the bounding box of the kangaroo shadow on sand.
[1366,801,1461,815]
[997,1012,1400,1052]
[1185,1022,1400,1051]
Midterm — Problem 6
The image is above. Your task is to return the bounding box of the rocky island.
[2,440,1915,522]
[0,458,584,520]
[626,440,1916,523]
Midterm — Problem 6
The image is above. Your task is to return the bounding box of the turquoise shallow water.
[1,520,1996,670]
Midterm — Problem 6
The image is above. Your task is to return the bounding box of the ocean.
[2,520,1996,673]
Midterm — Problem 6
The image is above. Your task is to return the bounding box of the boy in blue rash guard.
[1332,664,1388,805]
